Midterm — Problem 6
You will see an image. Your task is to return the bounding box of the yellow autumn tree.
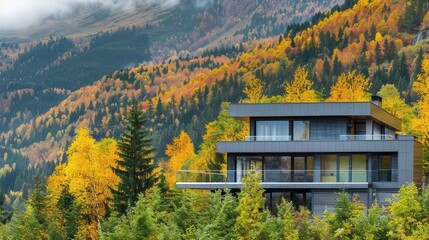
[284,67,319,102]
[326,71,371,102]
[190,103,248,171]
[165,131,196,187]
[47,128,119,239]
[242,72,265,103]
[377,84,414,132]
[412,58,429,172]
[235,170,265,240]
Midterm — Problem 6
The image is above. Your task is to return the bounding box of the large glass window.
[236,156,263,182]
[352,155,367,182]
[321,155,337,182]
[385,127,395,140]
[307,156,314,182]
[265,156,291,182]
[373,122,382,140]
[293,121,310,141]
[256,121,289,141]
[339,155,349,182]
[267,192,312,213]
[355,120,366,137]
[379,155,392,181]
[293,157,305,182]
[310,120,346,140]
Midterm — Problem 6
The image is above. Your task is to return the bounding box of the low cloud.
[0,0,181,31]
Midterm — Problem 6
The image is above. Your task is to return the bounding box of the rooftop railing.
[242,134,396,142]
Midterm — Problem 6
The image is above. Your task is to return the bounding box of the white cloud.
[0,0,217,31]
[0,0,181,31]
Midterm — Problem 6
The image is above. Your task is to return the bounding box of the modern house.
[177,97,423,214]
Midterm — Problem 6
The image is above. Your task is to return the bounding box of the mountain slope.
[0,0,341,138]
[3,0,428,206]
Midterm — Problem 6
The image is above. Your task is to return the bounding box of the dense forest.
[0,0,429,238]
[0,0,345,203]
[0,0,426,200]
[1,68,429,238]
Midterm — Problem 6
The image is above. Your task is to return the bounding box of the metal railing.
[177,170,227,183]
[339,134,396,140]
[241,134,396,142]
[245,136,291,141]
[177,170,398,183]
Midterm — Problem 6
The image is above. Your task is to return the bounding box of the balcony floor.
[176,182,370,190]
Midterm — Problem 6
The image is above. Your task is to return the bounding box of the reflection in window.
[293,157,305,182]
[373,122,382,140]
[268,192,312,213]
[321,155,336,182]
[236,156,262,182]
[265,156,291,182]
[293,121,310,141]
[355,121,366,135]
[385,127,395,140]
[310,120,346,140]
[379,155,392,181]
[352,155,367,182]
[256,121,289,141]
[307,156,314,182]
[339,155,349,182]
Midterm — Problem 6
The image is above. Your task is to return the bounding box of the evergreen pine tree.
[333,55,342,76]
[28,175,50,230]
[0,190,12,224]
[375,42,383,65]
[412,47,424,82]
[385,40,396,62]
[56,188,80,239]
[11,175,54,239]
[112,103,158,215]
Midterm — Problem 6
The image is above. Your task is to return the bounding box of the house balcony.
[217,135,414,155]
[175,170,397,190]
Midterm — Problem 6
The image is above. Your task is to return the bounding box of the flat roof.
[229,102,401,131]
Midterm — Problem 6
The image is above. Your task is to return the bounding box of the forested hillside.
[1,0,429,238]
[1,0,429,216]
[0,0,344,203]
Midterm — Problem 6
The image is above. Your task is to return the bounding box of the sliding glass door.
[236,156,263,182]
[322,154,367,182]
[339,155,349,182]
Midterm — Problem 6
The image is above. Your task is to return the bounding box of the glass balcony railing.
[241,134,396,142]
[177,170,398,183]
[177,170,227,183]
[245,136,291,141]
[339,134,396,140]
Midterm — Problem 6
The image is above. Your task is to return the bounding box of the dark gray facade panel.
[372,182,398,188]
[229,102,401,130]
[217,140,414,154]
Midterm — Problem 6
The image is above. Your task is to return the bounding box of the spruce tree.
[56,188,80,239]
[11,175,54,239]
[112,102,158,215]
[0,190,12,224]
[412,47,424,82]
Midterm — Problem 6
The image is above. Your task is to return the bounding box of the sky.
[0,0,180,31]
